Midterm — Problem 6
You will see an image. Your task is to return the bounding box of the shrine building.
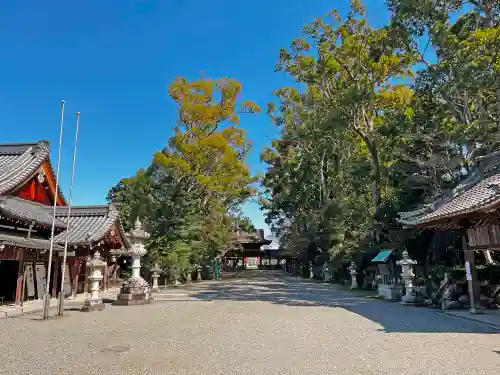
[224,229,273,270]
[0,140,130,306]
[398,152,500,313]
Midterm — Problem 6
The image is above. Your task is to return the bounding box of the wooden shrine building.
[398,152,500,313]
[0,141,130,306]
[224,229,272,270]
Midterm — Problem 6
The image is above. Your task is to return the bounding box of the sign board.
[63,264,72,297]
[245,257,260,269]
[25,263,36,298]
[35,263,47,300]
[465,261,472,281]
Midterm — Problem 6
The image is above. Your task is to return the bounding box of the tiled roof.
[0,195,66,228]
[398,153,500,227]
[0,141,51,195]
[234,229,272,245]
[54,204,130,248]
[0,233,64,251]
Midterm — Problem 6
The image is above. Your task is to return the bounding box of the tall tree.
[274,1,417,238]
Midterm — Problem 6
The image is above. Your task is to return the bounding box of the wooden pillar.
[103,256,108,291]
[463,235,481,313]
[51,256,60,298]
[15,249,24,306]
[113,263,120,284]
[69,258,77,298]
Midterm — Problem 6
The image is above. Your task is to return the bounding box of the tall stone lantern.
[114,218,154,306]
[81,251,106,312]
[396,250,417,304]
[349,262,359,289]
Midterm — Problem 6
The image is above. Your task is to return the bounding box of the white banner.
[63,264,71,297]
[25,263,35,298]
[35,263,47,300]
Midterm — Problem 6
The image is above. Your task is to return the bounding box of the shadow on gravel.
[191,271,500,334]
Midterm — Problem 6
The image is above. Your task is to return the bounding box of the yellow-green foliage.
[155,76,260,206]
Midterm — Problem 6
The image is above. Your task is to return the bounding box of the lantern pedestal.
[113,277,154,306]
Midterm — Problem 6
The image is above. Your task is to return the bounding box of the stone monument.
[396,250,417,304]
[151,263,161,293]
[81,251,106,312]
[322,262,332,282]
[349,262,358,289]
[113,218,154,306]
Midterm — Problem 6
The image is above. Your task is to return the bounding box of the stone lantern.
[308,262,314,279]
[151,263,161,293]
[396,250,417,303]
[196,264,203,281]
[322,262,332,282]
[114,218,154,306]
[81,251,106,312]
[349,262,358,289]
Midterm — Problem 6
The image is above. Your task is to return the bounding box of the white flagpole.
[57,112,80,316]
[42,100,65,320]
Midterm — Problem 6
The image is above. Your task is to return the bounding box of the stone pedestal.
[114,218,154,306]
[349,262,358,289]
[151,263,161,293]
[81,251,106,312]
[396,250,417,304]
[378,283,403,300]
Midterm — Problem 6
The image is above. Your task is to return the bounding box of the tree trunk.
[366,139,382,241]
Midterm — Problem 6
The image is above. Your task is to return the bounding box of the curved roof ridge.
[0,140,51,195]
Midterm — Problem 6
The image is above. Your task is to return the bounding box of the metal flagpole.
[42,100,65,320]
[57,112,80,316]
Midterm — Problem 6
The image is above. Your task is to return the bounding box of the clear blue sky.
[0,0,389,236]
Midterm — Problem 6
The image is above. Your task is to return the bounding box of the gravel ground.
[1,271,500,375]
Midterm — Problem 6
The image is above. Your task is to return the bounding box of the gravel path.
[1,271,499,375]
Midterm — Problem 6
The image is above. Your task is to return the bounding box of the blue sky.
[0,0,390,236]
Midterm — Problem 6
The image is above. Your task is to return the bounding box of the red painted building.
[0,141,130,305]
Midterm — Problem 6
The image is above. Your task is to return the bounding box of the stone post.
[151,263,161,292]
[81,251,106,312]
[196,265,202,281]
[349,262,358,289]
[114,218,154,306]
[396,250,417,304]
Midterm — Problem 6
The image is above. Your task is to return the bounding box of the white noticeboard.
[25,263,36,298]
[63,264,72,297]
[35,263,47,300]
[465,261,472,281]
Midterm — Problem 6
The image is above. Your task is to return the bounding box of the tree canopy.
[260,0,500,267]
[108,76,260,280]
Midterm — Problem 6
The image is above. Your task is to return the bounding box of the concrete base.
[151,288,160,293]
[401,294,416,304]
[113,297,154,306]
[81,302,105,312]
[378,284,403,301]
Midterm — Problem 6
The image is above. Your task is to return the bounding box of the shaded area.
[190,271,500,334]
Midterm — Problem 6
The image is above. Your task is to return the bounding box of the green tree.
[274,1,417,238]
